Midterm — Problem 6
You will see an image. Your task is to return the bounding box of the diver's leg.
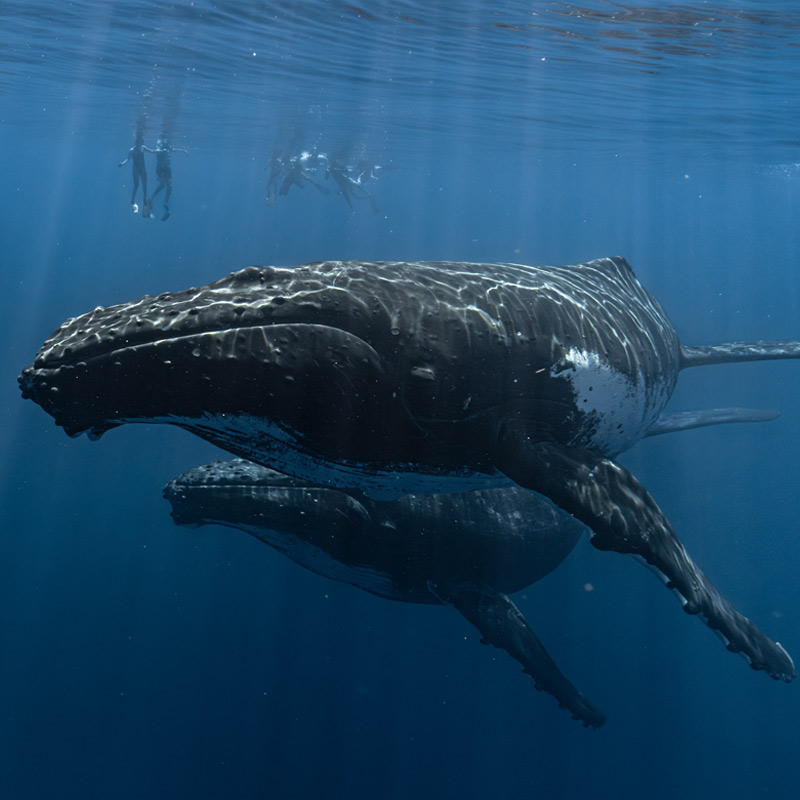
[160,180,172,221]
[150,180,164,203]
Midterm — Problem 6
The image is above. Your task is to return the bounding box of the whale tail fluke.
[680,341,800,369]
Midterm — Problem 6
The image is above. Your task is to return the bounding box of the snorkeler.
[325,158,381,214]
[324,158,357,211]
[148,137,188,221]
[118,135,154,215]
[278,151,330,198]
[263,145,382,213]
[264,154,288,206]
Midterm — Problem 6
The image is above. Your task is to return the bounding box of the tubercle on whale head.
[18,359,124,438]
[24,266,286,372]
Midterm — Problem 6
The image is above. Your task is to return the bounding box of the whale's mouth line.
[32,321,342,372]
[167,480,336,492]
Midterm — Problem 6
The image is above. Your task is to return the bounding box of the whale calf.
[165,459,600,725]
[19,257,800,687]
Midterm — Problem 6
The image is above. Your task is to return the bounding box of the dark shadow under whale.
[19,257,800,699]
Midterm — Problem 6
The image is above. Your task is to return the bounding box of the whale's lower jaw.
[160,412,514,500]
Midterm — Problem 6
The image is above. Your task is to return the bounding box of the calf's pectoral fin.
[493,429,796,682]
[428,581,606,728]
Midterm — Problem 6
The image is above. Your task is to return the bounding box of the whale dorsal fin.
[581,255,636,280]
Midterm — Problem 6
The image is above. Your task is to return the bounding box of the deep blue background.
[2,3,800,798]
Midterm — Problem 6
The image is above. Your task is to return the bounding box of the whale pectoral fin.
[428,581,606,728]
[494,433,796,682]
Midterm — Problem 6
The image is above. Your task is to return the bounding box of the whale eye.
[410,366,435,381]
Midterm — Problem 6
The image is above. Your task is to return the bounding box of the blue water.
[2,1,800,798]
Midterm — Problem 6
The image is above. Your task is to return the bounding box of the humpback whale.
[164,459,599,724]
[19,257,800,692]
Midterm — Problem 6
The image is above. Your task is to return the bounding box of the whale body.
[19,257,800,694]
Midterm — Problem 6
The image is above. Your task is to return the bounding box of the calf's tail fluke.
[680,341,800,369]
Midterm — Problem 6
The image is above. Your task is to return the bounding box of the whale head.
[163,458,373,537]
[18,266,391,458]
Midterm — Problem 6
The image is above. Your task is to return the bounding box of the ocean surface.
[2,1,800,798]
